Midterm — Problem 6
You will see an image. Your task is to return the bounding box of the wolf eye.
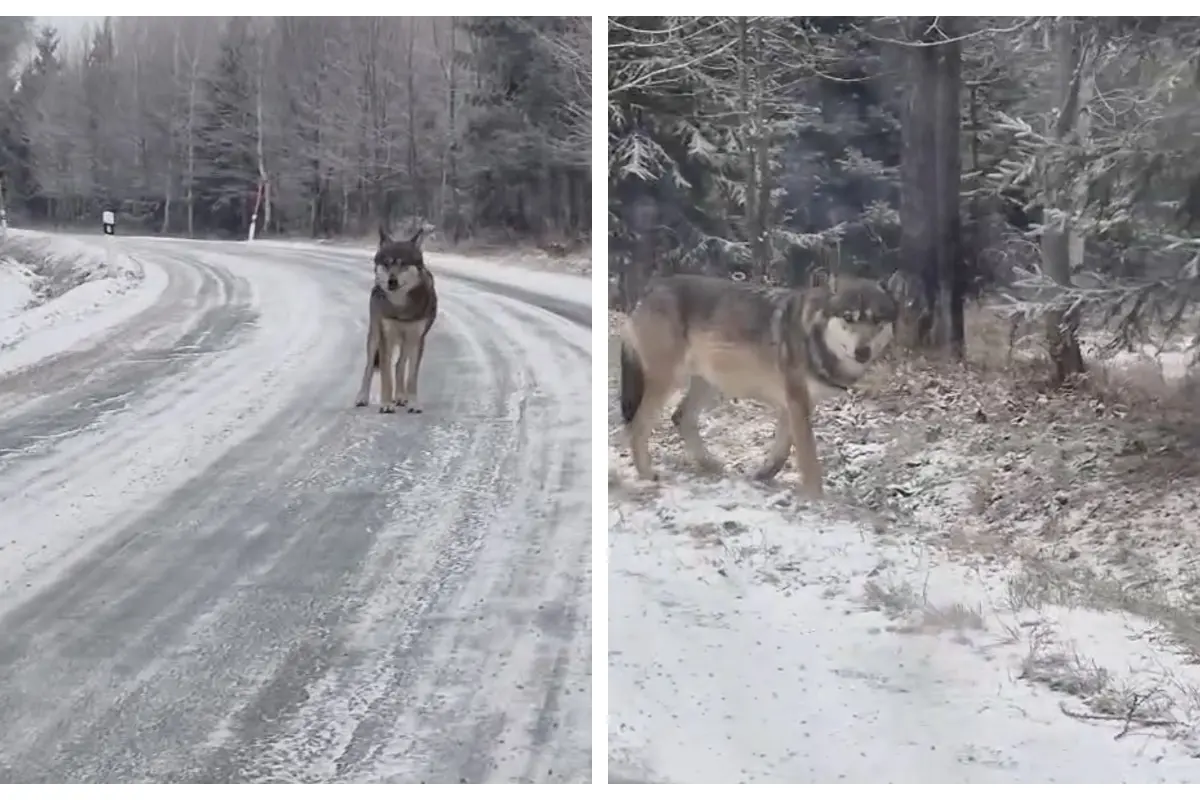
[842,311,856,323]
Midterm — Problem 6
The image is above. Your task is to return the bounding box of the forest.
[609,16,1200,379]
[0,16,591,243]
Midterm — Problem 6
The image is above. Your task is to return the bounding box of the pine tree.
[195,17,258,234]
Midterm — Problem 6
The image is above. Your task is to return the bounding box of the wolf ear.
[379,225,392,246]
[409,228,425,247]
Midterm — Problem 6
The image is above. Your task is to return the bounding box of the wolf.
[619,273,897,498]
[354,225,439,414]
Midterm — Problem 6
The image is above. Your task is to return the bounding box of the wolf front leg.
[402,332,427,414]
[393,334,409,408]
[378,328,398,414]
[784,381,823,499]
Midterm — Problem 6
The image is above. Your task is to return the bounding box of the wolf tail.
[619,342,645,424]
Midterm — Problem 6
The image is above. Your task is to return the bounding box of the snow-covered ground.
[0,231,591,782]
[608,314,1200,784]
[0,256,39,318]
[243,238,592,308]
[610,477,1200,782]
[0,230,165,378]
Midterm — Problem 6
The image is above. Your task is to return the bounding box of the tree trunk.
[162,172,172,234]
[252,45,269,239]
[448,17,460,241]
[406,22,420,219]
[185,47,198,239]
[899,18,963,354]
[626,197,658,309]
[934,22,964,357]
[752,19,772,279]
[1043,18,1087,383]
[899,20,940,348]
[737,17,761,280]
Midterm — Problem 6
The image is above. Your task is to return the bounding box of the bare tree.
[1,16,590,243]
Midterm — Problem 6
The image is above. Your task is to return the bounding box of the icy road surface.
[0,234,591,783]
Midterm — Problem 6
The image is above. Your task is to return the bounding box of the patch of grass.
[861,577,985,634]
[1017,622,1190,741]
[1005,558,1200,667]
[995,563,1200,745]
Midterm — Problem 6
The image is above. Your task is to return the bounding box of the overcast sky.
[37,16,99,48]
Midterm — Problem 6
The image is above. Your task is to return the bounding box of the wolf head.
[375,226,426,293]
[815,274,899,376]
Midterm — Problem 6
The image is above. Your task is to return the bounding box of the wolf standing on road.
[355,226,439,414]
[619,273,897,498]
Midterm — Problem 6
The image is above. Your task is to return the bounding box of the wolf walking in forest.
[619,273,898,498]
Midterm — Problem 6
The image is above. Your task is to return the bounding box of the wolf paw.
[407,404,423,414]
[354,397,369,408]
[753,461,786,482]
[396,397,408,407]
[379,403,397,414]
[797,481,824,500]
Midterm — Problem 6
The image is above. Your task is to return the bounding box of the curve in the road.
[0,237,591,784]
[0,255,254,466]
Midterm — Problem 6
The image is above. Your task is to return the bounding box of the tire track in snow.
[0,256,254,466]
[0,244,333,609]
[184,247,592,784]
[0,238,592,783]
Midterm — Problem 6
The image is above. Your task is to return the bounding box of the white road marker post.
[0,176,8,242]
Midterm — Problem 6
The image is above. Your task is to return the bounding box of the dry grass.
[608,300,1200,656]
[1016,621,1200,743]
[857,306,1200,624]
[862,577,986,635]
[608,297,1200,747]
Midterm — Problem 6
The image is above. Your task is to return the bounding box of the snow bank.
[0,257,39,319]
[0,230,166,377]
[1085,339,1197,385]
[238,239,592,308]
[609,469,1200,783]
[430,251,591,308]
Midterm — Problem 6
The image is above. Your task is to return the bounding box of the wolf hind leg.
[753,408,792,481]
[628,373,676,482]
[674,378,722,473]
[356,327,380,407]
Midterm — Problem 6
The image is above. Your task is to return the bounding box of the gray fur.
[620,273,898,498]
[355,226,439,414]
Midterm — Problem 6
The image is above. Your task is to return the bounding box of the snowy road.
[0,235,591,783]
